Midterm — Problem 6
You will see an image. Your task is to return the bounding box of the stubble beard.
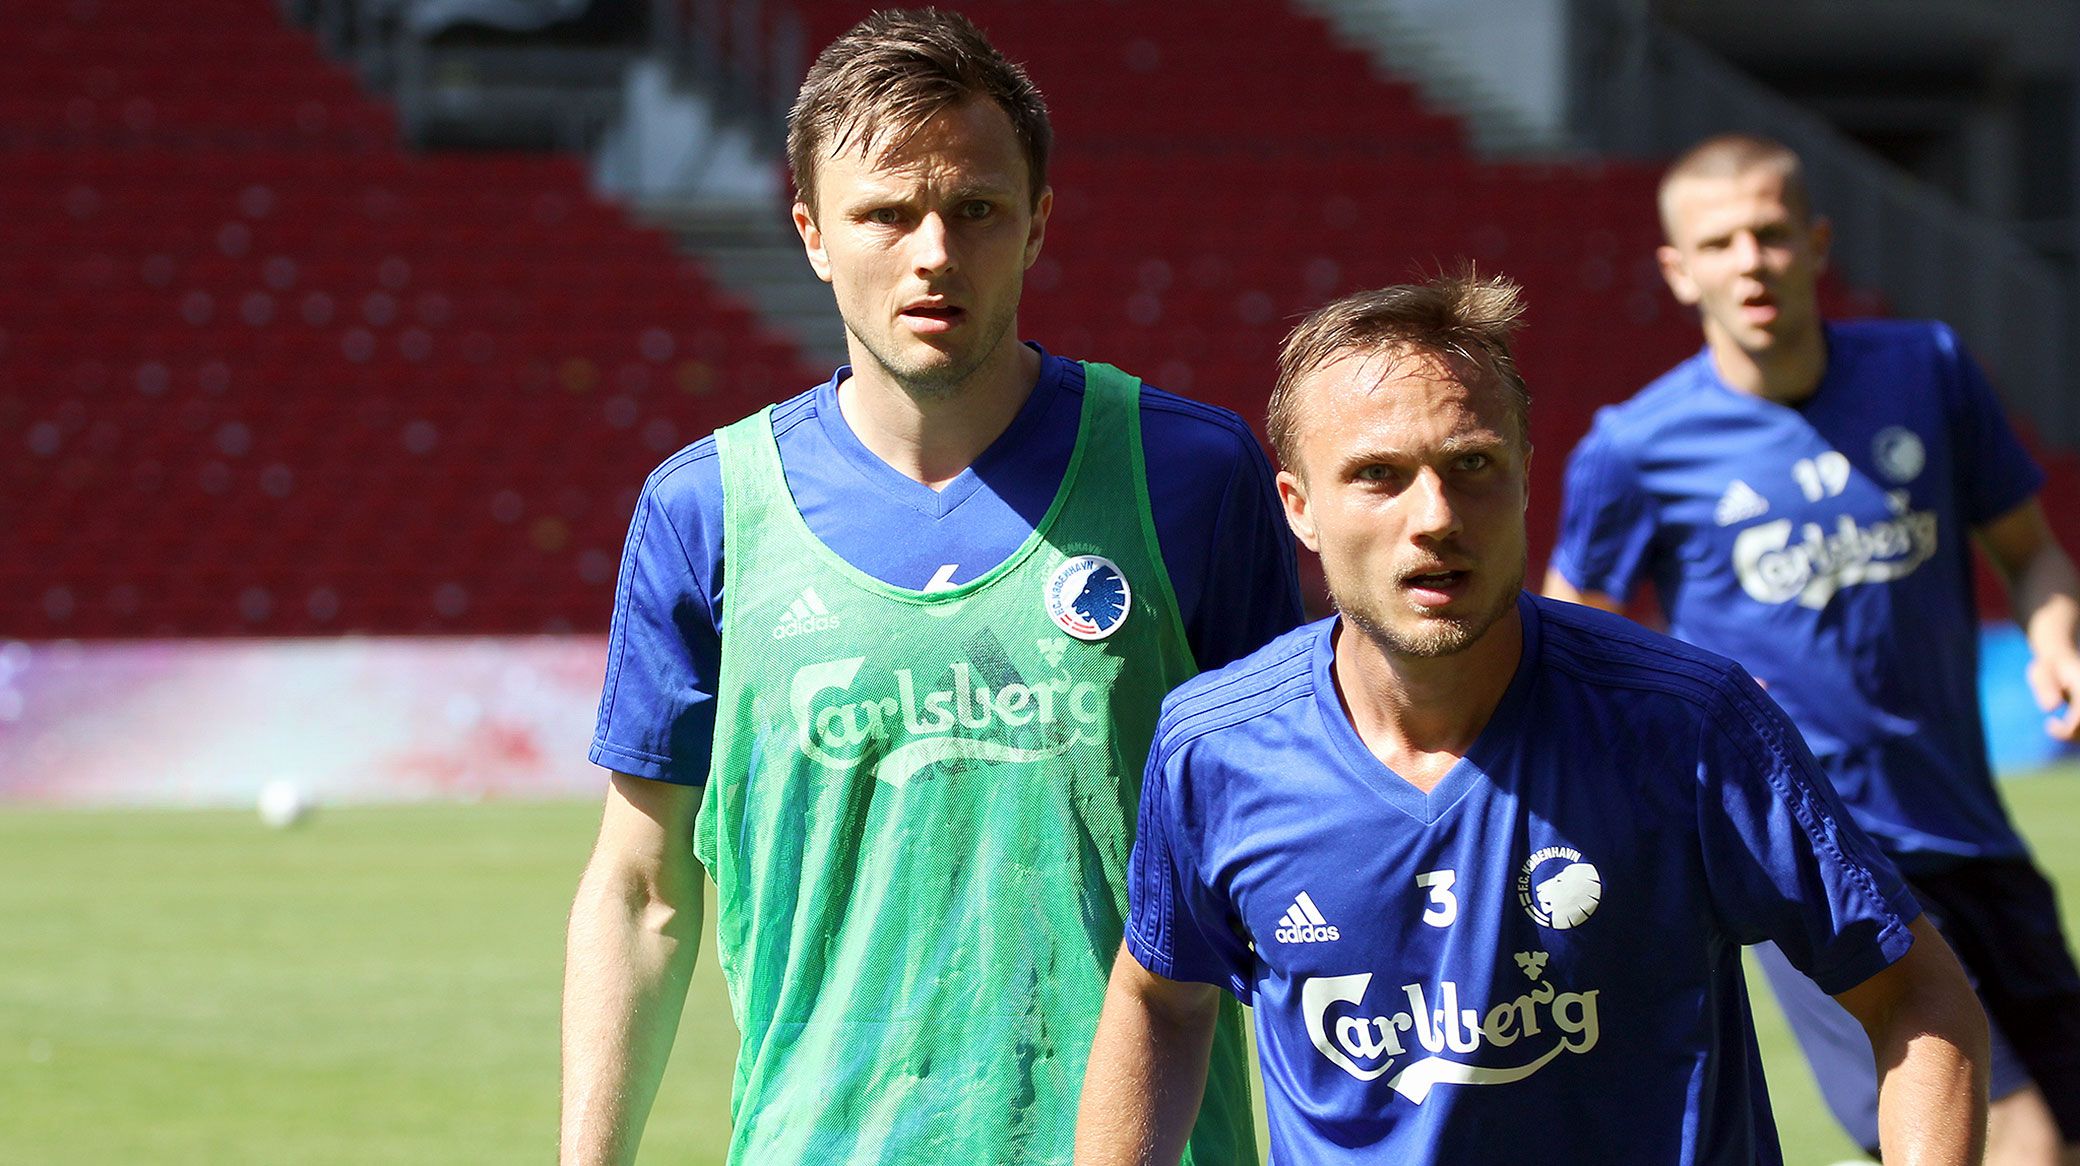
[1333,554,1525,660]
[843,291,1022,403]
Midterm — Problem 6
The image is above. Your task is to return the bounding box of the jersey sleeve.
[1693,668,1922,994]
[1550,416,1657,601]
[1181,439,1304,672]
[1140,394,1305,671]
[588,450,726,785]
[1126,730,1257,1001]
[1935,325,2044,527]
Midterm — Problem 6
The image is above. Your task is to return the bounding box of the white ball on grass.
[257,779,314,829]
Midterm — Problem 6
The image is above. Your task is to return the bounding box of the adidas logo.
[771,587,840,639]
[1714,479,1769,526]
[1273,891,1340,944]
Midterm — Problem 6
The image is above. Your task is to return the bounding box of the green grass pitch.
[6,768,2080,1163]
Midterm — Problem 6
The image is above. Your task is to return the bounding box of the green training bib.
[696,363,1257,1164]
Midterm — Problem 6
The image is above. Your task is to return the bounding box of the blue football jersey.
[1129,597,1920,1164]
[591,347,1304,783]
[1551,321,2041,868]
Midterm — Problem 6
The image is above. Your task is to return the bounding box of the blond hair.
[1657,133,1812,237]
[1268,271,1529,469]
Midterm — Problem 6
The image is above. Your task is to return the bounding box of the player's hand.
[2025,651,2080,741]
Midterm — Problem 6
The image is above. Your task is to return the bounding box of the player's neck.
[1331,606,1524,794]
[1705,323,1826,405]
[836,340,1041,490]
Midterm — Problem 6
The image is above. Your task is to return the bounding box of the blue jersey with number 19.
[1551,320,2041,869]
[1127,596,1921,1165]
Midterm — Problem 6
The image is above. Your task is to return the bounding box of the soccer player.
[1545,133,2080,1164]
[558,10,1297,1166]
[1075,273,1988,1165]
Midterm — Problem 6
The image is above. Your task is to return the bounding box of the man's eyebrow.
[837,174,1019,211]
[947,176,1019,201]
[1342,433,1507,463]
[1438,433,1507,454]
[834,181,904,210]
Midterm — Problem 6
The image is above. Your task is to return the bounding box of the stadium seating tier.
[4,0,821,637]
[3,0,2056,637]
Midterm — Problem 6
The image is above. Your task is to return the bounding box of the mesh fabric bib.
[697,363,1255,1164]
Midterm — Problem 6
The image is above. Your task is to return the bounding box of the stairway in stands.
[1,0,821,638]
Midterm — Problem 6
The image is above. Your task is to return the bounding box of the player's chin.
[885,347,978,393]
[898,335,976,368]
[1732,317,1788,347]
[1403,589,1517,652]
[1392,618,1483,659]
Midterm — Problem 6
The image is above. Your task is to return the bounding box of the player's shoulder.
[637,432,719,511]
[637,383,824,515]
[1060,356,1274,477]
[1533,596,1765,719]
[1583,350,1723,451]
[1826,316,1957,355]
[1134,379,1267,463]
[1154,618,1325,753]
[1825,317,1970,385]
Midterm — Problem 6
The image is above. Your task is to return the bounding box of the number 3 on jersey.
[1416,869,1458,927]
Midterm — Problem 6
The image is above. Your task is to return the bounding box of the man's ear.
[1656,244,1699,306]
[1809,215,1834,276]
[1277,468,1320,554]
[794,201,833,284]
[1023,186,1053,269]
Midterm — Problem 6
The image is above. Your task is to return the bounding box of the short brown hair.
[1657,133,1812,237]
[1268,271,1530,469]
[786,8,1051,216]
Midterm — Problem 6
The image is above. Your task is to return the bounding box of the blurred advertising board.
[0,636,608,806]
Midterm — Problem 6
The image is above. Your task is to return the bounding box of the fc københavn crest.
[1044,555,1131,641]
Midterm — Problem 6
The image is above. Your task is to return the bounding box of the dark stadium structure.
[5,0,2074,638]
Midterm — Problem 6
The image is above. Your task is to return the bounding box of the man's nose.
[911,212,954,277]
[1730,231,1763,272]
[1408,467,1462,541]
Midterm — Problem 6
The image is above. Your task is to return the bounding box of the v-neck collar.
[1310,594,1542,824]
[813,345,1068,520]
[1694,322,1840,419]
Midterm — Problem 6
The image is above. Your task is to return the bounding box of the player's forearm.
[1978,502,2080,660]
[1075,951,1218,1166]
[2012,543,2080,662]
[559,855,703,1166]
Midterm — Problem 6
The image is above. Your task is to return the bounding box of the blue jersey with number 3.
[1128,597,1919,1164]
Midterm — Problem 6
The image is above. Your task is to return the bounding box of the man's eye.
[959,200,994,220]
[1355,465,1390,482]
[1455,453,1491,472]
[867,208,902,225]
